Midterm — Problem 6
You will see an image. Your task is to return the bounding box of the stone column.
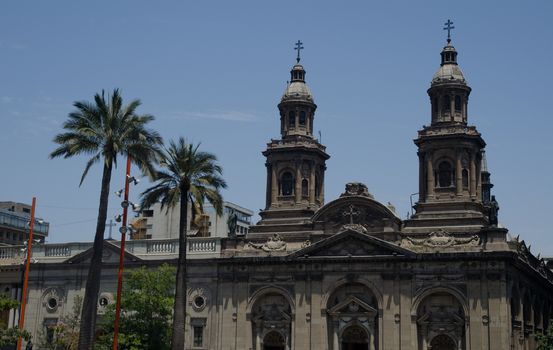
[418,152,425,201]
[266,164,271,207]
[320,168,325,204]
[427,154,434,198]
[309,162,316,205]
[271,165,278,207]
[476,153,482,201]
[448,94,454,119]
[470,152,476,198]
[255,323,262,350]
[456,150,463,196]
[295,164,302,203]
[332,318,340,350]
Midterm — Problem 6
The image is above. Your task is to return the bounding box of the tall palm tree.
[50,89,162,350]
[140,138,226,350]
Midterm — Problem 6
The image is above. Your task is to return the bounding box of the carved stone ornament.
[402,229,480,248]
[248,233,287,252]
[341,224,368,234]
[340,182,374,199]
[301,240,311,248]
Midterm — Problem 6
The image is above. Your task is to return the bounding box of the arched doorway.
[341,325,368,350]
[263,331,285,350]
[326,283,378,349]
[430,334,455,350]
[416,291,466,350]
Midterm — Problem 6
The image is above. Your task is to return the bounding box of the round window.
[193,296,205,309]
[47,297,58,310]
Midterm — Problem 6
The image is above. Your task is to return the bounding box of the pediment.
[65,240,142,264]
[312,194,402,234]
[289,229,413,259]
[328,295,377,317]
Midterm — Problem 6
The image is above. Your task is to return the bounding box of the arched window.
[455,95,462,111]
[288,111,295,127]
[437,161,453,187]
[443,95,451,111]
[301,179,308,196]
[462,169,469,188]
[281,172,294,196]
[299,111,306,125]
[432,98,438,114]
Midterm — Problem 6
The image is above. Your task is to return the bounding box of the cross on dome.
[294,40,304,63]
[443,19,455,43]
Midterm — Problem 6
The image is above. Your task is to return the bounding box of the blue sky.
[1,1,552,254]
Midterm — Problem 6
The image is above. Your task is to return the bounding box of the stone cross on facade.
[343,205,360,225]
[443,19,455,43]
[294,40,304,63]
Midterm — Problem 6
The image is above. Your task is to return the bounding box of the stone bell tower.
[406,28,491,231]
[256,41,330,229]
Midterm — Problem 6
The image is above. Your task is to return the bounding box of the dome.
[281,63,314,103]
[431,43,467,85]
[432,64,466,84]
[281,81,314,102]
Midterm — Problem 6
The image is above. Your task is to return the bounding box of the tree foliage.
[536,321,553,350]
[37,295,82,350]
[95,264,176,350]
[140,138,226,350]
[0,293,31,347]
[50,89,162,350]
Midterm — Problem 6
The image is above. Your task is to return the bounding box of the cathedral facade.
[1,37,553,350]
[180,38,553,350]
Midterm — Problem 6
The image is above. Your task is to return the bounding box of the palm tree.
[140,138,226,350]
[50,89,162,350]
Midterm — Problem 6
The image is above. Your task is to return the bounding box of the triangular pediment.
[65,240,142,264]
[289,229,413,259]
[328,295,378,317]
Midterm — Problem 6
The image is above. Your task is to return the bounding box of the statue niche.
[251,293,292,350]
[327,283,379,350]
[416,292,466,350]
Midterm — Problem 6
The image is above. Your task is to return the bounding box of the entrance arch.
[430,334,456,350]
[341,325,369,350]
[263,331,285,350]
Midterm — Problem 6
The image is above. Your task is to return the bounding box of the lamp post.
[112,156,132,350]
[16,197,36,350]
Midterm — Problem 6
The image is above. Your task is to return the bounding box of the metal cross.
[443,19,455,43]
[294,40,304,63]
[343,205,360,225]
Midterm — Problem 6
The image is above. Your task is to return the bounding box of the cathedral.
[1,34,553,350]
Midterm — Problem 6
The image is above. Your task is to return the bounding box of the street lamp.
[16,197,37,350]
[112,157,140,350]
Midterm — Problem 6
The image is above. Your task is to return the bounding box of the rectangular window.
[143,209,154,217]
[193,326,203,347]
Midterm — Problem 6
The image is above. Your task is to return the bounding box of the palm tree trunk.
[78,161,112,350]
[171,187,188,349]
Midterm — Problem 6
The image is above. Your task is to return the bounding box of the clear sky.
[1,1,552,254]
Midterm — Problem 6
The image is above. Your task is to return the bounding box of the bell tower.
[406,22,492,231]
[256,41,330,229]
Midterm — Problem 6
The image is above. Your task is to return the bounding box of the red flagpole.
[16,197,36,350]
[112,156,131,350]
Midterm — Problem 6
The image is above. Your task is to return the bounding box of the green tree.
[50,89,162,350]
[37,295,82,350]
[95,264,176,350]
[0,293,30,348]
[536,321,553,350]
[140,138,226,350]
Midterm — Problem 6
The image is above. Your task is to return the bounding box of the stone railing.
[45,244,72,257]
[0,246,20,260]
[0,237,222,265]
[188,238,218,253]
